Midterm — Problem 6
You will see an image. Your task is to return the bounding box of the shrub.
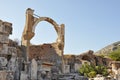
[109,48,120,61]
[79,64,109,78]
[88,71,96,78]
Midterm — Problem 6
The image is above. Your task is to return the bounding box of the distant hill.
[95,41,120,56]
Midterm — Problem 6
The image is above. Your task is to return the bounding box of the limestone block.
[20,72,28,80]
[3,44,8,52]
[0,20,2,25]
[37,71,43,80]
[75,63,82,72]
[118,68,120,74]
[8,47,17,55]
[31,59,37,80]
[0,43,3,51]
[0,71,7,80]
[0,24,12,35]
[0,34,9,43]
[37,60,42,71]
[116,74,120,80]
[0,44,8,54]
[94,77,105,80]
[64,65,70,73]
[0,57,7,67]
[3,22,12,34]
[6,72,14,80]
[0,25,4,33]
[7,57,16,71]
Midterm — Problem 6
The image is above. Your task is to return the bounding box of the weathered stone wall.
[0,20,12,56]
[0,20,21,80]
[0,20,12,35]
[64,50,112,73]
[77,50,112,66]
[29,43,62,64]
[64,55,76,72]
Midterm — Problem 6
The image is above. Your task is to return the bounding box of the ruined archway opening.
[30,21,57,45]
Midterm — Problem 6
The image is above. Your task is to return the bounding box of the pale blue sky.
[0,0,120,54]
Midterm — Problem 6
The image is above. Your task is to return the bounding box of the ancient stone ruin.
[0,8,118,80]
[21,8,65,80]
[0,20,17,80]
[0,8,66,80]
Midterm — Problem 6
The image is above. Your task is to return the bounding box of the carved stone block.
[0,35,9,43]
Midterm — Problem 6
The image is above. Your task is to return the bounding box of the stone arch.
[22,8,65,50]
[31,21,57,44]
[22,8,65,73]
[32,17,59,34]
[22,8,64,46]
[30,17,59,44]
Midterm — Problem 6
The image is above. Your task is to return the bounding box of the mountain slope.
[95,41,120,56]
